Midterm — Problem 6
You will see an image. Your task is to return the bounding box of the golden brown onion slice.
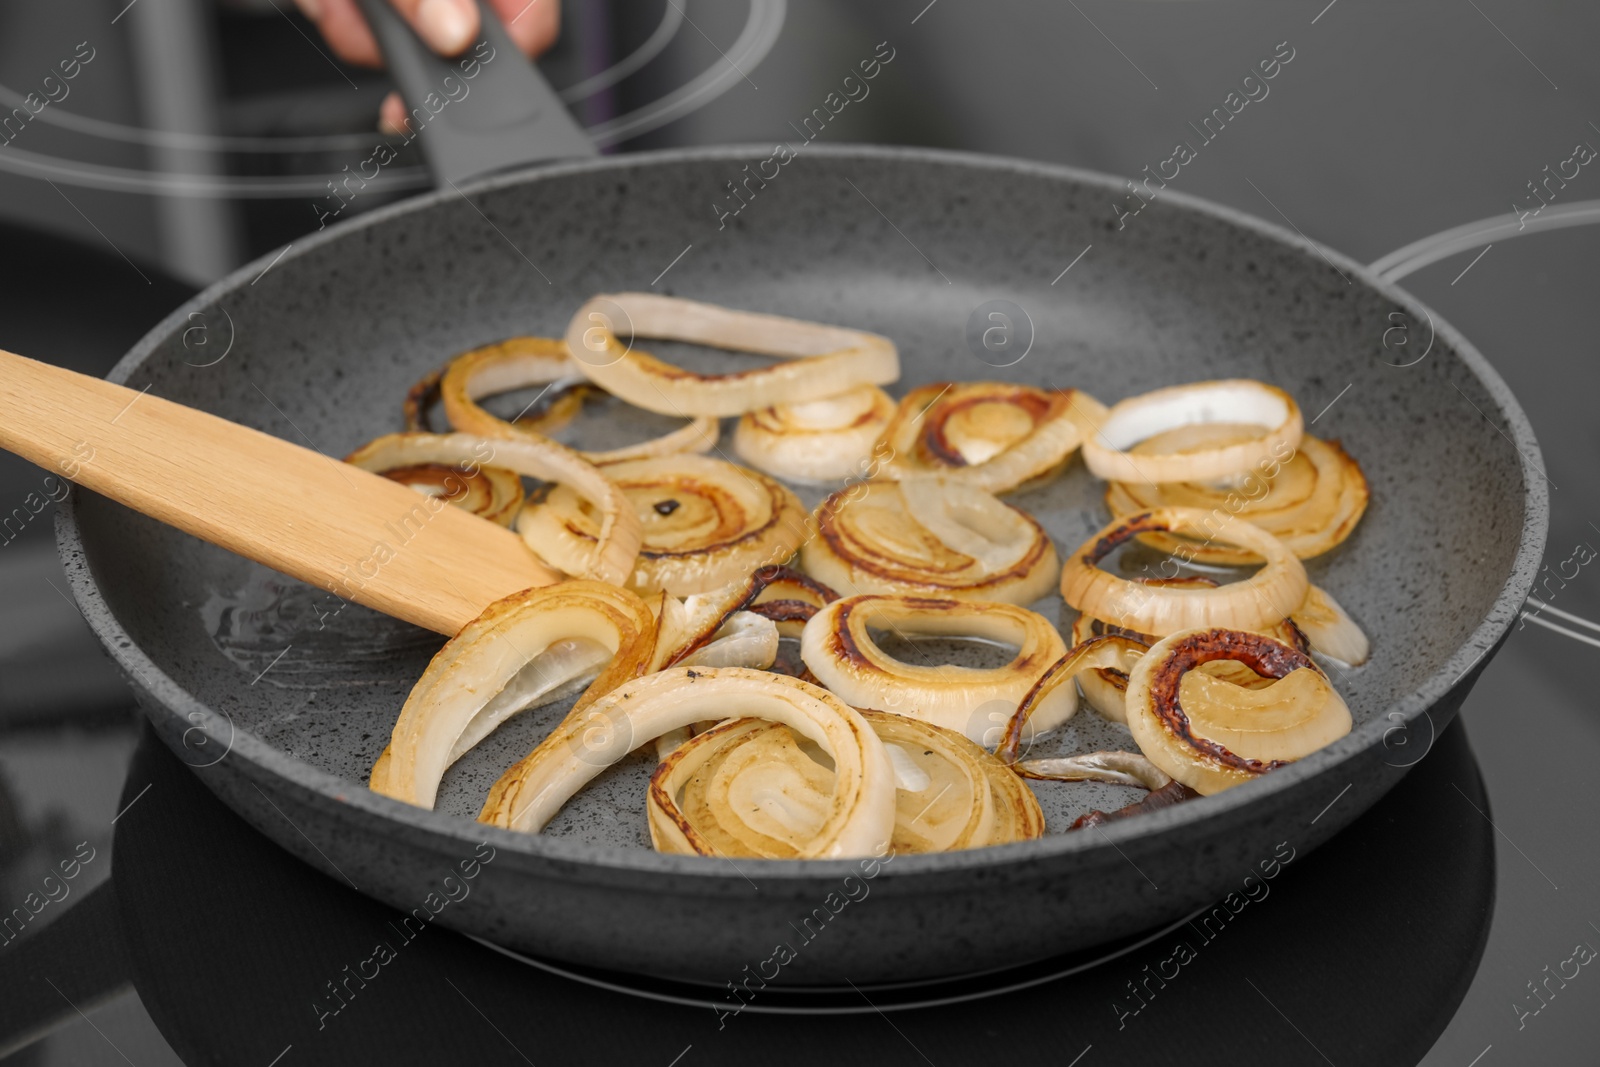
[565,293,899,417]
[733,385,896,483]
[874,382,1106,493]
[1124,628,1352,795]
[800,594,1068,744]
[1106,429,1368,563]
[800,479,1059,605]
[437,335,718,463]
[480,667,896,858]
[346,431,526,528]
[519,455,807,595]
[1081,380,1303,485]
[996,636,1148,760]
[1059,507,1308,637]
[369,581,660,809]
[648,711,1041,857]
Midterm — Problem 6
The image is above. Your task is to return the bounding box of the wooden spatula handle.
[0,349,557,634]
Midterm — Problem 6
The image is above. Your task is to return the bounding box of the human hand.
[291,0,560,132]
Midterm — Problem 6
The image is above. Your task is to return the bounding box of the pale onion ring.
[370,581,660,809]
[1082,380,1304,485]
[800,594,1069,745]
[479,667,897,858]
[348,431,640,585]
[1069,576,1311,724]
[1106,431,1368,563]
[801,479,1059,605]
[565,293,900,417]
[1016,749,1172,789]
[648,711,1041,856]
[874,382,1106,493]
[437,335,719,463]
[346,432,524,528]
[996,636,1148,761]
[1124,628,1353,795]
[404,347,586,437]
[519,455,806,596]
[1290,584,1370,665]
[733,385,896,483]
[1059,507,1309,636]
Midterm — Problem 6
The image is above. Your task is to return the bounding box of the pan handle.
[353,0,597,185]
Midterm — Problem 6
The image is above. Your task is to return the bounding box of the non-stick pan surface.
[58,145,1544,985]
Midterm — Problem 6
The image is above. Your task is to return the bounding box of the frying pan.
[49,3,1544,986]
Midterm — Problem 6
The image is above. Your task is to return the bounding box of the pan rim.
[58,142,1548,882]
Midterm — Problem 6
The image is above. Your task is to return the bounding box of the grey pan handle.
[354,0,597,184]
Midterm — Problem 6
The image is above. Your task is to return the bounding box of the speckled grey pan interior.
[58,146,1545,986]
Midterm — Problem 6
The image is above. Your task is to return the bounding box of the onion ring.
[1068,576,1311,723]
[437,335,719,463]
[1059,507,1309,636]
[348,431,640,585]
[733,385,896,483]
[800,594,1069,744]
[801,478,1059,605]
[648,710,1040,856]
[346,432,524,528]
[1082,380,1304,485]
[480,667,897,858]
[1106,430,1368,563]
[1124,627,1352,795]
[519,455,807,595]
[1290,584,1369,665]
[996,635,1149,761]
[370,581,660,809]
[874,382,1106,493]
[565,293,899,417]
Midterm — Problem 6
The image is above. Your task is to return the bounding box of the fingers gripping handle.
[354,0,596,184]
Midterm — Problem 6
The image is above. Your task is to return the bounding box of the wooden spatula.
[0,349,559,634]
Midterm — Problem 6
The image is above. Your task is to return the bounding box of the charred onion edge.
[1144,628,1321,774]
[344,432,527,528]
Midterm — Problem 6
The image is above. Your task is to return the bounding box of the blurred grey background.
[0,1,1596,1063]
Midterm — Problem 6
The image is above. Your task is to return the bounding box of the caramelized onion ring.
[370,581,659,809]
[1124,628,1352,795]
[800,594,1068,744]
[405,348,585,437]
[1082,380,1304,485]
[1106,431,1368,563]
[346,432,524,527]
[565,293,899,417]
[349,431,640,585]
[519,455,807,595]
[801,479,1059,605]
[480,667,897,857]
[1069,576,1311,723]
[438,335,718,463]
[1059,507,1309,637]
[733,385,896,483]
[875,382,1105,493]
[648,711,1040,856]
